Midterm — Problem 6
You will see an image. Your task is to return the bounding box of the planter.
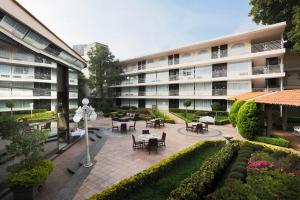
[11,185,40,200]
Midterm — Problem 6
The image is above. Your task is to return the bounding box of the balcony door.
[212,63,227,78]
[212,81,227,96]
[169,99,179,109]
[169,84,179,96]
[138,99,145,108]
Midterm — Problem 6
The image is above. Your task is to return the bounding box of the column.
[282,106,287,131]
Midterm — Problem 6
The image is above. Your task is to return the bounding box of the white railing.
[251,40,282,53]
[252,64,281,75]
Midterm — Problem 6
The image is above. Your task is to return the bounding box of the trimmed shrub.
[253,136,289,148]
[236,100,264,139]
[168,143,239,200]
[7,160,53,188]
[229,100,244,127]
[89,140,225,200]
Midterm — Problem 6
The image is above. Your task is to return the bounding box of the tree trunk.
[11,108,13,116]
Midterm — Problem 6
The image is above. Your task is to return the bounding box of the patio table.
[119,116,131,122]
[138,133,160,142]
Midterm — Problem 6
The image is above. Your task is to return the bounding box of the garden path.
[160,110,185,124]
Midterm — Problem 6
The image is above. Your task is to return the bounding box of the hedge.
[229,100,244,127]
[89,140,225,200]
[253,136,289,148]
[7,160,54,188]
[168,143,239,200]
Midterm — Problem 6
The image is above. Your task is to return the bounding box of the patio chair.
[112,122,119,132]
[193,123,203,134]
[41,122,51,130]
[142,130,150,134]
[160,120,165,127]
[158,132,166,147]
[154,119,160,128]
[146,120,153,127]
[129,120,136,131]
[203,122,208,132]
[132,135,143,150]
[147,138,158,154]
[185,121,193,132]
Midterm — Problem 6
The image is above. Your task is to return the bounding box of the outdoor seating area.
[111,115,137,133]
[185,121,209,134]
[132,130,167,154]
[145,118,165,128]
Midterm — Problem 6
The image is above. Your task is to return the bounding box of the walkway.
[160,110,185,124]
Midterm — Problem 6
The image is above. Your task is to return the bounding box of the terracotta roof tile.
[255,89,300,107]
[227,91,268,101]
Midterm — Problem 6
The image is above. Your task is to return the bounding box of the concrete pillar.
[282,106,288,131]
[265,105,273,137]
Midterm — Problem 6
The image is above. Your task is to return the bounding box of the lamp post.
[73,98,97,167]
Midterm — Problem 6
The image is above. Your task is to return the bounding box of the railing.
[169,75,179,81]
[252,64,281,75]
[138,91,145,96]
[34,72,51,80]
[0,87,54,97]
[212,89,227,96]
[138,78,145,83]
[212,70,227,78]
[115,92,121,97]
[33,88,51,96]
[138,65,146,70]
[211,52,218,59]
[220,50,227,58]
[169,90,179,96]
[252,87,281,92]
[251,40,282,53]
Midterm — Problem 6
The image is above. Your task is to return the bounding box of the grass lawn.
[126,145,223,200]
[171,111,198,122]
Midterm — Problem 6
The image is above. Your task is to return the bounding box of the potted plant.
[0,116,53,200]
[183,100,192,118]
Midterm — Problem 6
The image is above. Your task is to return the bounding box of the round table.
[138,133,160,142]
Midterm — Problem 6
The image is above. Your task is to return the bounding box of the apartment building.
[0,0,85,113]
[113,22,300,111]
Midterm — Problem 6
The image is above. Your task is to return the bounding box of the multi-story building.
[0,0,86,153]
[112,22,300,111]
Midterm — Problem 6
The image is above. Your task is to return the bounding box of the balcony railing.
[212,70,227,78]
[169,90,179,96]
[34,72,51,80]
[138,91,145,96]
[252,64,281,75]
[138,78,145,83]
[169,75,179,81]
[252,87,281,92]
[212,89,227,96]
[211,52,218,59]
[251,40,282,53]
[33,88,51,96]
[138,65,146,70]
[220,50,227,58]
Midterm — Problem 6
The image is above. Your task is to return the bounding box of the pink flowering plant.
[247,160,275,170]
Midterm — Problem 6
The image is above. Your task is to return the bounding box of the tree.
[183,100,192,117]
[229,100,244,127]
[5,100,14,116]
[87,44,123,112]
[236,100,264,139]
[78,71,88,105]
[249,0,300,54]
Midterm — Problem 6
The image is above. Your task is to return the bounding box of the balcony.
[251,40,282,53]
[169,74,179,81]
[33,88,51,96]
[34,72,51,80]
[211,52,218,59]
[169,90,179,96]
[252,64,281,75]
[138,78,145,83]
[212,70,227,78]
[220,50,227,58]
[138,91,145,96]
[252,87,281,92]
[212,89,227,96]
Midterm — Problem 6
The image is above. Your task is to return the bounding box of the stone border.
[177,127,222,138]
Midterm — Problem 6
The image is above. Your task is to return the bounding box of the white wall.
[195,82,212,96]
[179,67,194,80]
[157,71,169,82]
[227,80,251,96]
[156,85,169,96]
[146,72,156,83]
[228,41,251,56]
[195,99,212,111]
[157,99,168,110]
[227,61,251,77]
[146,86,156,96]
[179,83,194,96]
[195,65,212,79]
[146,99,156,109]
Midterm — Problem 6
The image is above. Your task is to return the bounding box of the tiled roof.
[227,91,268,101]
[228,90,300,107]
[255,89,300,107]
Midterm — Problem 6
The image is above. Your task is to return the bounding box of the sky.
[17,0,259,60]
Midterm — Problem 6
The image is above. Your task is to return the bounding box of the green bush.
[7,160,53,188]
[236,100,264,139]
[168,143,239,200]
[253,136,289,148]
[89,140,225,200]
[229,100,244,127]
[215,116,230,125]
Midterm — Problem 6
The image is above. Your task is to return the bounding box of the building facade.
[113,22,300,111]
[0,0,86,154]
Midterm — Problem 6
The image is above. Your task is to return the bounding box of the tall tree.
[77,71,88,105]
[249,0,300,54]
[87,44,123,112]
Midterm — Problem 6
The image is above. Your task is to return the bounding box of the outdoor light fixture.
[73,98,97,167]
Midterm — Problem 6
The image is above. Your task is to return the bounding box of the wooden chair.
[154,119,160,128]
[132,135,143,150]
[185,121,193,132]
[147,138,158,154]
[193,123,203,134]
[41,122,51,130]
[203,122,208,132]
[158,132,166,147]
[142,130,150,134]
[112,122,119,132]
[129,120,136,131]
[146,120,153,127]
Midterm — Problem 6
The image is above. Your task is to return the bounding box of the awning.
[227,89,300,107]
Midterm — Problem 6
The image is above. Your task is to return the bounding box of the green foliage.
[0,116,19,141]
[5,100,14,116]
[78,71,88,104]
[7,160,53,188]
[229,100,244,127]
[249,0,300,54]
[15,111,55,122]
[183,100,192,108]
[168,143,239,200]
[149,109,175,123]
[211,102,222,111]
[236,100,264,139]
[253,136,289,147]
[89,140,225,200]
[214,116,230,125]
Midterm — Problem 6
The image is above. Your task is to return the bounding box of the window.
[168,55,173,65]
[230,43,247,55]
[0,64,11,74]
[138,60,146,70]
[211,46,219,59]
[168,54,179,65]
[182,69,192,76]
[13,66,29,74]
[0,46,11,59]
